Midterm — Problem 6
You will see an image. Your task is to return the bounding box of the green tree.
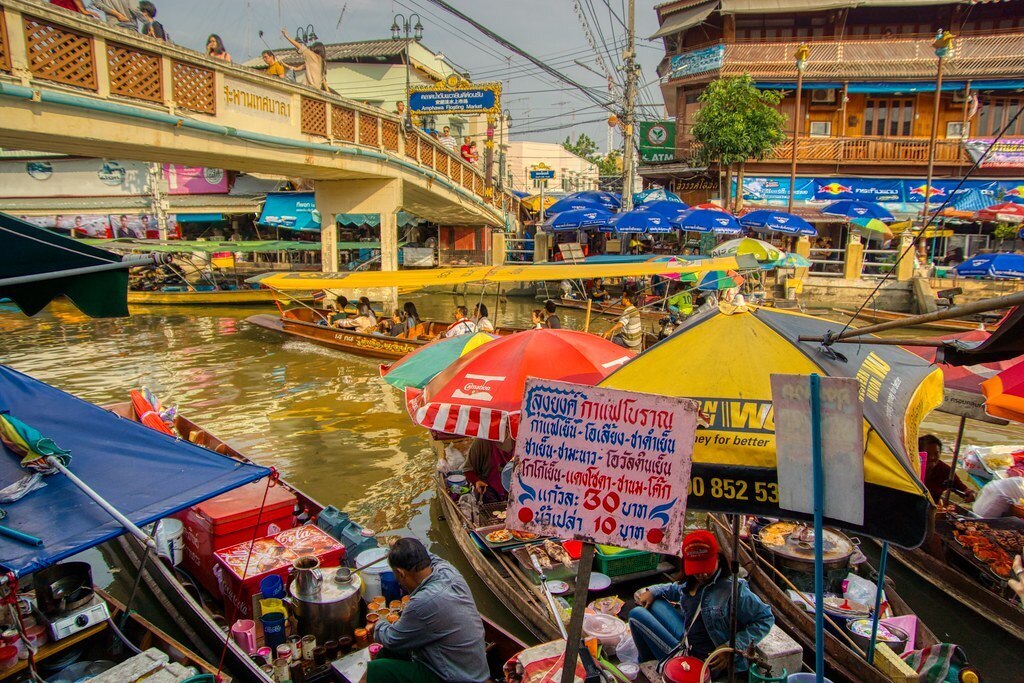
[597,150,621,176]
[691,75,786,211]
[563,133,600,161]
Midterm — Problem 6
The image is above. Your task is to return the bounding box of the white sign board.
[506,378,700,554]
[770,375,865,526]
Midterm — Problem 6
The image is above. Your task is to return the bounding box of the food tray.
[474,523,546,550]
[594,546,660,578]
[510,545,579,585]
[477,502,511,527]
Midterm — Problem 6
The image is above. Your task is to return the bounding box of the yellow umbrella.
[520,194,558,213]
[600,303,943,547]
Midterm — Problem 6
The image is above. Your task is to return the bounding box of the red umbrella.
[130,389,174,435]
[976,202,1024,222]
[982,363,1024,423]
[405,329,635,440]
[692,202,729,212]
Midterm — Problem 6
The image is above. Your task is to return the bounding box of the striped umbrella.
[773,252,812,268]
[851,217,894,240]
[404,329,633,440]
[697,270,745,291]
[380,332,497,390]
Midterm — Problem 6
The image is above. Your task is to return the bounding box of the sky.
[149,0,666,152]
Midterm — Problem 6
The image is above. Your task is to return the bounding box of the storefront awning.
[336,211,424,229]
[176,213,225,223]
[650,2,716,39]
[257,192,320,232]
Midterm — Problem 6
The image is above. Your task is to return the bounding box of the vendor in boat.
[603,289,643,351]
[919,434,974,504]
[589,278,610,302]
[367,538,489,683]
[439,306,477,338]
[465,437,515,503]
[972,476,1024,518]
[628,530,774,675]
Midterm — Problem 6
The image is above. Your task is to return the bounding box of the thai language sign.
[506,379,700,554]
[737,175,1024,205]
[964,138,1024,169]
[408,88,498,114]
[770,375,865,526]
[669,45,725,79]
[222,77,292,123]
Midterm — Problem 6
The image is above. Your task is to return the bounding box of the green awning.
[336,211,423,228]
[82,239,390,253]
[0,213,132,317]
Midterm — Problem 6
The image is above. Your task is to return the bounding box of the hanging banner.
[506,379,700,554]
[639,121,677,163]
[408,75,501,115]
[669,45,725,79]
[736,175,1024,206]
[0,159,149,198]
[163,165,229,195]
[963,138,1024,169]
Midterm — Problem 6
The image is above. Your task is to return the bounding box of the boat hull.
[128,289,311,305]
[831,307,995,333]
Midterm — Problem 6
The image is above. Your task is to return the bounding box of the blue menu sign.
[409,88,497,114]
[530,169,556,180]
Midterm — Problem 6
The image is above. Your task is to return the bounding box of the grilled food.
[486,529,513,544]
[543,540,572,564]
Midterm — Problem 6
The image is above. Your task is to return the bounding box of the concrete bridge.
[0,0,520,273]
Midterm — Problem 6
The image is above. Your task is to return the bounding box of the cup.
[365,613,380,627]
[260,574,285,600]
[288,635,302,661]
[260,597,287,618]
[276,644,293,663]
[368,643,382,660]
[313,646,327,666]
[260,612,287,651]
[301,635,316,661]
[272,657,290,680]
[325,639,339,661]
[231,619,257,654]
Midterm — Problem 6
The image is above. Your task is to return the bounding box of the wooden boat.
[247,307,516,360]
[711,515,939,683]
[555,296,669,322]
[110,404,525,683]
[831,307,997,333]
[128,287,313,306]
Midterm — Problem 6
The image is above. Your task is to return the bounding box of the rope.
[2,574,44,683]
[214,469,278,682]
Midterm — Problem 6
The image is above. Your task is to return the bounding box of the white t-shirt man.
[972,476,1024,518]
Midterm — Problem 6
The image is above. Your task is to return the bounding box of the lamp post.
[391,13,423,131]
[923,30,954,224]
[294,24,318,45]
[787,43,809,213]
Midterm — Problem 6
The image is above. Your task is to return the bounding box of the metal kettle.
[285,556,362,644]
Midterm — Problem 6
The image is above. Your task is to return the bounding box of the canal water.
[1,294,1020,677]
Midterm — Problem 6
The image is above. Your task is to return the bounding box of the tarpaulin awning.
[248,256,748,291]
[650,2,716,39]
[0,212,130,318]
[175,213,225,223]
[600,304,942,547]
[85,239,327,253]
[0,365,270,576]
[336,212,423,228]
[258,192,320,232]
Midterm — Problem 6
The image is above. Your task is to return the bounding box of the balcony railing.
[667,32,1024,82]
[678,135,971,166]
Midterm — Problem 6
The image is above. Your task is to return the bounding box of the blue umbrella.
[609,209,673,234]
[546,195,606,215]
[569,190,622,210]
[954,253,1024,279]
[511,190,530,198]
[822,200,895,223]
[1004,194,1024,205]
[633,188,683,205]
[543,208,614,232]
[740,209,817,236]
[676,208,741,234]
[641,200,691,222]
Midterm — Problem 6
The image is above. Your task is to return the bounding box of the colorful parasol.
[773,252,812,268]
[633,188,682,204]
[599,304,943,546]
[380,332,497,390]
[697,270,745,291]
[981,363,1024,423]
[954,253,1024,279]
[975,202,1024,222]
[0,412,71,473]
[851,217,894,240]
[520,194,559,213]
[405,329,634,440]
[711,238,784,265]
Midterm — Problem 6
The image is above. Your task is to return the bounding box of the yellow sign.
[222,77,292,121]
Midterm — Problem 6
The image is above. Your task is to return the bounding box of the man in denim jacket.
[628,530,774,675]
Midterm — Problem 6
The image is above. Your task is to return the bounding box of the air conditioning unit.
[809,89,838,106]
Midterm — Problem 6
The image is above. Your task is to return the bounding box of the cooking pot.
[661,655,710,683]
[34,562,93,617]
[757,523,855,574]
[285,560,362,644]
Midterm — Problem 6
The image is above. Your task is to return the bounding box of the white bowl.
[582,613,627,648]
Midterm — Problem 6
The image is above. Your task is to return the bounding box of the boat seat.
[400,322,431,339]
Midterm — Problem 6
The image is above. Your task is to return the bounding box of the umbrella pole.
[810,374,825,683]
[728,514,740,683]
[44,456,155,548]
[493,284,502,328]
[584,299,593,333]
[941,415,968,507]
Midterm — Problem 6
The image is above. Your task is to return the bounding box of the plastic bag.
[615,633,639,664]
[444,443,467,472]
[843,572,889,618]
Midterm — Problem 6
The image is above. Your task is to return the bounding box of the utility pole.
[148,163,169,240]
[618,0,638,254]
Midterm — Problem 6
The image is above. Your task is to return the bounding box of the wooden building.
[647,0,1024,211]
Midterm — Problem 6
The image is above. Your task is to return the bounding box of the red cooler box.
[181,481,297,599]
[214,525,345,619]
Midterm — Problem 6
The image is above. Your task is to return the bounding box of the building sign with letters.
[506,379,700,554]
[408,74,501,115]
[222,77,292,122]
[669,45,725,79]
[640,121,676,163]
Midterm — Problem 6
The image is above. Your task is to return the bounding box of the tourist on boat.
[440,306,477,338]
[628,530,774,674]
[380,310,406,336]
[589,278,610,302]
[358,297,378,324]
[473,303,495,332]
[465,437,515,503]
[325,296,350,326]
[531,309,546,329]
[603,290,643,350]
[403,302,421,329]
[972,476,1024,518]
[544,300,561,329]
[368,538,489,683]
[919,434,975,504]
[334,303,377,333]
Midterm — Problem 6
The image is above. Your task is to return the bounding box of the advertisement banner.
[506,378,699,553]
[164,165,229,195]
[669,45,725,79]
[737,175,1024,207]
[16,214,180,239]
[813,177,903,202]
[964,138,1024,169]
[0,159,150,198]
[639,121,677,163]
[740,177,815,204]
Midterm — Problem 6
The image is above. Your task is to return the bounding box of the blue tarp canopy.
[0,365,270,576]
[258,192,321,232]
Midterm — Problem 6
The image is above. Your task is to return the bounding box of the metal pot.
[34,562,94,617]
[757,523,855,574]
[285,564,362,644]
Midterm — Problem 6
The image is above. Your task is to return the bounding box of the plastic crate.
[594,546,659,578]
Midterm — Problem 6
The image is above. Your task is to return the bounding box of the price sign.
[506,379,700,553]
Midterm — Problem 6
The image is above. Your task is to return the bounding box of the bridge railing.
[0,0,520,219]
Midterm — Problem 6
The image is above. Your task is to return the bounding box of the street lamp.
[787,43,809,213]
[923,29,955,224]
[294,25,318,45]
[391,13,423,131]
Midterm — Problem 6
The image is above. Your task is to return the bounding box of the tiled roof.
[243,38,416,67]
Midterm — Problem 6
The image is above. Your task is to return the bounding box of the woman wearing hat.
[628,530,774,675]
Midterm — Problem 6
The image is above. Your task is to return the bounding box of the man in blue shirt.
[369,538,489,683]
